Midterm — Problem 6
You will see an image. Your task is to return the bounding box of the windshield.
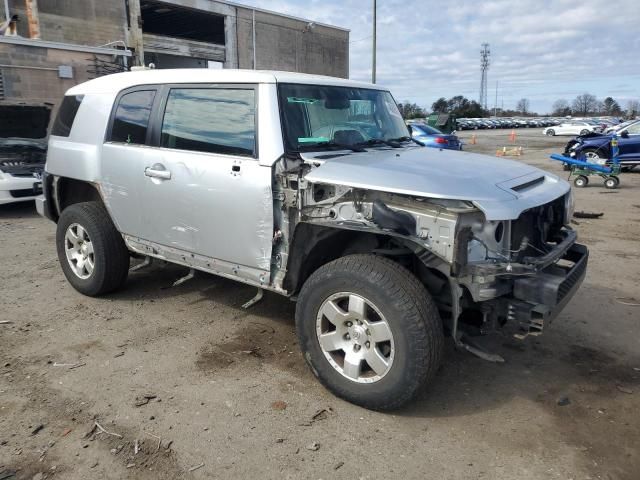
[278,83,409,152]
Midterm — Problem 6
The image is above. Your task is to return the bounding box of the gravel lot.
[1,128,639,480]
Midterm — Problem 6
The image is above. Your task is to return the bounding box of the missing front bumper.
[504,243,588,338]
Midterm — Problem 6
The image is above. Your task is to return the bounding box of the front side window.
[160,88,256,157]
[278,83,408,152]
[110,90,156,144]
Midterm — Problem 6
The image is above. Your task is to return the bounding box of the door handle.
[145,165,171,180]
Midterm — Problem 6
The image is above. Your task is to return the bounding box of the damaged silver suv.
[38,69,587,410]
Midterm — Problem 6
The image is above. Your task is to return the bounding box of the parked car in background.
[0,103,50,205]
[566,120,640,169]
[543,121,600,136]
[409,122,462,150]
[605,119,636,134]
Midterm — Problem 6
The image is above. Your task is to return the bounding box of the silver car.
[38,69,588,410]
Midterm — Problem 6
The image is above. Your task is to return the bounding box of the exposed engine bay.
[271,153,586,359]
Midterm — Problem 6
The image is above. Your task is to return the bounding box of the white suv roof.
[67,69,380,95]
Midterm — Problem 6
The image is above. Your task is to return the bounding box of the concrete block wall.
[0,42,114,121]
[7,0,128,47]
[235,6,349,78]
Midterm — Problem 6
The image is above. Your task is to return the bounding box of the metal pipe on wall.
[252,8,256,70]
[3,0,10,21]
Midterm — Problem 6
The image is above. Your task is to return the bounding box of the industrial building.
[0,0,349,113]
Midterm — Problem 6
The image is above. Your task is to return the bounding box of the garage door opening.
[140,0,226,45]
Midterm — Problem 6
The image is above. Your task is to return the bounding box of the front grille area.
[10,188,40,198]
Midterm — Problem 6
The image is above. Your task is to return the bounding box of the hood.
[0,104,52,139]
[303,146,570,220]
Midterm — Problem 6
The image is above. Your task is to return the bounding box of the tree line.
[397,93,639,119]
[551,94,639,118]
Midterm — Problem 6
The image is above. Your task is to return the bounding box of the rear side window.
[51,95,84,137]
[160,88,256,157]
[109,90,156,144]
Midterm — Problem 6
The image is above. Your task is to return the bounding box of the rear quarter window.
[109,90,156,145]
[51,95,84,137]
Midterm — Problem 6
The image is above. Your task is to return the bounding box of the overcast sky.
[239,0,640,114]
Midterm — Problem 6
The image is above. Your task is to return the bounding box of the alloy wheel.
[315,292,394,383]
[64,223,95,279]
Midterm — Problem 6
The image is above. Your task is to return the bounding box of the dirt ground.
[1,128,639,480]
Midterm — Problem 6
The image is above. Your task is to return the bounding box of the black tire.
[56,201,130,296]
[574,175,588,188]
[546,129,555,136]
[604,177,618,189]
[580,129,590,135]
[295,254,443,411]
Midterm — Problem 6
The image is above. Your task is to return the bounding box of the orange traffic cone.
[471,134,477,145]
[509,129,516,143]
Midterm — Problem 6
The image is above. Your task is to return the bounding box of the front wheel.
[546,129,555,136]
[574,175,589,188]
[604,177,618,189]
[295,254,443,411]
[580,129,590,135]
[582,148,606,163]
[56,201,130,296]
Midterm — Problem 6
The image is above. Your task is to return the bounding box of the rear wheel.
[580,129,590,135]
[546,129,555,136]
[574,175,589,188]
[604,177,618,189]
[56,202,130,296]
[295,254,443,411]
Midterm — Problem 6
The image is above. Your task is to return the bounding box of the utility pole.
[494,80,498,117]
[479,43,490,111]
[372,0,377,84]
[3,0,10,20]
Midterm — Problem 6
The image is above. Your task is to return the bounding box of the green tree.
[431,97,448,112]
[602,97,622,115]
[397,101,427,119]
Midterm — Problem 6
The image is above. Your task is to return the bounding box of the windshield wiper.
[357,138,402,148]
[388,135,425,147]
[297,141,366,153]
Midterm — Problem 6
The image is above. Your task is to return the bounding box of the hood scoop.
[511,176,545,192]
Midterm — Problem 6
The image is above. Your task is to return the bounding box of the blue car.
[410,123,462,150]
[566,120,640,169]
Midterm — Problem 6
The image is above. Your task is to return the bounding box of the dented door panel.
[141,148,273,271]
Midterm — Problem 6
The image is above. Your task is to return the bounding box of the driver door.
[139,84,273,272]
